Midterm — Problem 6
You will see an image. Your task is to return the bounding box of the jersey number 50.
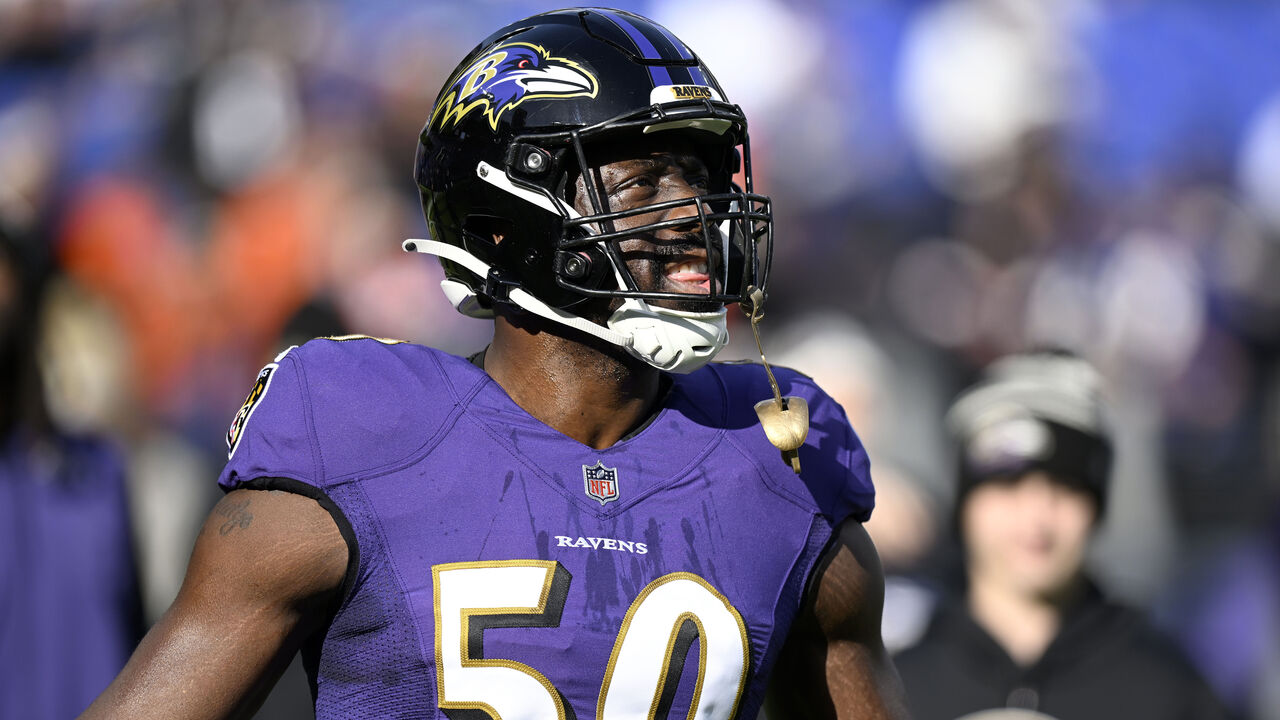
[433,560,750,720]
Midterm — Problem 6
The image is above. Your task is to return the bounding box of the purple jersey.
[219,337,874,719]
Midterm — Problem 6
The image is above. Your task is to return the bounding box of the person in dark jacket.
[0,218,144,718]
[894,350,1225,720]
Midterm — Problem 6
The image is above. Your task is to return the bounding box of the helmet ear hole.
[463,215,513,247]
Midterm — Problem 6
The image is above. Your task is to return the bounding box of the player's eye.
[621,175,655,190]
[607,174,656,202]
[517,59,531,69]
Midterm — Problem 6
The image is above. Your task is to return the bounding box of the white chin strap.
[403,238,728,374]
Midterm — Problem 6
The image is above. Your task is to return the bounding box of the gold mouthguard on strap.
[742,287,809,474]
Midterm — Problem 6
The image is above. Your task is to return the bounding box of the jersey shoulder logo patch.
[226,361,281,459]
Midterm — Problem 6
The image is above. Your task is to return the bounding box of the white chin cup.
[607,298,728,374]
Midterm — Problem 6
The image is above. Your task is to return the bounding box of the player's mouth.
[664,256,712,294]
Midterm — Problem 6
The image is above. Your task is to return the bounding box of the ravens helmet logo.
[430,42,598,131]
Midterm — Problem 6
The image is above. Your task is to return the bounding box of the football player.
[83,9,908,719]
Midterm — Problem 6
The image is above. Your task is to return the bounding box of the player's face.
[961,470,1096,600]
[572,135,722,313]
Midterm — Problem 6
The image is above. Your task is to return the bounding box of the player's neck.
[486,315,664,450]
[966,573,1082,667]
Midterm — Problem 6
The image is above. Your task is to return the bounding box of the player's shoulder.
[688,361,875,523]
[689,360,832,416]
[702,358,819,390]
[284,333,486,436]
[282,334,481,397]
[286,333,445,368]
[222,336,484,487]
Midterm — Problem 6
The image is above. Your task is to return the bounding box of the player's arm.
[768,518,911,720]
[80,488,348,720]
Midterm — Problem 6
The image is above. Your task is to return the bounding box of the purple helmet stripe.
[648,21,711,86]
[651,23,693,60]
[595,9,673,87]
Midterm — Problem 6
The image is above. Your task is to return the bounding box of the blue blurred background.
[1,0,1277,717]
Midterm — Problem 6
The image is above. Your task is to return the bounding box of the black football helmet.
[406,7,772,372]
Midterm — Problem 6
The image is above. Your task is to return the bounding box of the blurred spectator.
[894,350,1224,720]
[0,219,143,719]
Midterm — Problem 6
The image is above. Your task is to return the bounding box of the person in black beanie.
[894,350,1225,720]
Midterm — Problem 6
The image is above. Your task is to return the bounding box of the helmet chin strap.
[402,238,727,373]
[403,160,732,373]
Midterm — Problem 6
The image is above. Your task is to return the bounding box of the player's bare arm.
[80,488,348,720]
[769,519,911,720]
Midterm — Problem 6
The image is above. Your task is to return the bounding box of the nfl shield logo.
[583,461,619,506]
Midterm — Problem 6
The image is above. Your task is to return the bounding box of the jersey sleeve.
[219,346,318,491]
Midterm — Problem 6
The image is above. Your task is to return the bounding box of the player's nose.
[658,177,712,237]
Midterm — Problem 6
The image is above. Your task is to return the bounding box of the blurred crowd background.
[2,0,1278,717]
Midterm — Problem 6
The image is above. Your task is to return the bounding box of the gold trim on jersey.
[320,334,407,345]
[432,559,570,720]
